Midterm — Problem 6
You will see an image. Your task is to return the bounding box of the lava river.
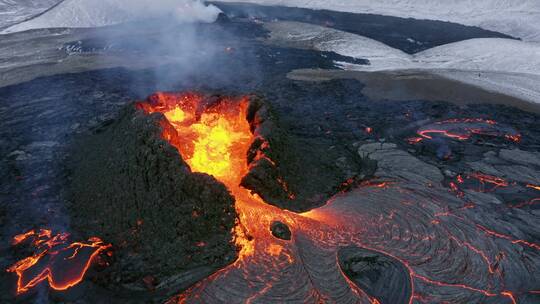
[139,93,539,304]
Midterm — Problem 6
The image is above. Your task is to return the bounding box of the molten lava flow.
[7,229,111,294]
[527,184,540,191]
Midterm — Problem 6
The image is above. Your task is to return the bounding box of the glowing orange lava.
[409,118,522,144]
[7,229,111,294]
[526,184,540,191]
[138,92,267,259]
[138,92,251,187]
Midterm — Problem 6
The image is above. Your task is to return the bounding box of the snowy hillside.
[0,0,61,29]
[416,38,540,74]
[265,22,413,70]
[1,0,221,33]
[217,0,540,42]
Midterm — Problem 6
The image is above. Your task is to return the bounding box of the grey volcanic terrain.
[0,2,539,304]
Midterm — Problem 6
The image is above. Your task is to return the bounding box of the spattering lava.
[137,93,538,304]
[7,229,110,294]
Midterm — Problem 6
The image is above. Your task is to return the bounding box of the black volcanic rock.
[215,12,231,24]
[270,221,291,240]
[241,94,375,213]
[67,105,237,288]
[338,246,412,304]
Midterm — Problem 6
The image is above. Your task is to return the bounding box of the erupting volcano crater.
[67,91,363,296]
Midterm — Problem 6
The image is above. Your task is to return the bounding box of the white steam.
[2,0,222,34]
[110,0,222,23]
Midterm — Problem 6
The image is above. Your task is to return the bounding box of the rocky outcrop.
[270,221,291,240]
[241,96,376,212]
[338,246,412,304]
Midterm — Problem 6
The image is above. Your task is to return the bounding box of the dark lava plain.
[0,5,539,304]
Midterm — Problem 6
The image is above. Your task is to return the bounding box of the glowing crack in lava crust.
[139,92,538,304]
[7,229,111,294]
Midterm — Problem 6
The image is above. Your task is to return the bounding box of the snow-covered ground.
[266,21,540,104]
[1,0,221,34]
[217,0,540,42]
[415,39,540,74]
[0,0,61,29]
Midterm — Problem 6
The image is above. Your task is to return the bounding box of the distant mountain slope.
[216,0,540,42]
[267,22,540,75]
